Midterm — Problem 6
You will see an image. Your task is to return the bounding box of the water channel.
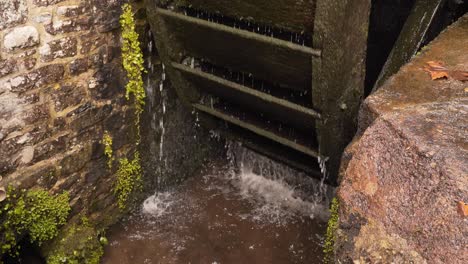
[102,144,333,264]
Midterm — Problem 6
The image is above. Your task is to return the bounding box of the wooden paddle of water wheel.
[145,0,372,185]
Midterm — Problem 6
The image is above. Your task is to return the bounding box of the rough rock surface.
[3,26,40,51]
[0,0,28,30]
[336,14,468,264]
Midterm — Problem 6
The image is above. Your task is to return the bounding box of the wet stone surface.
[336,14,468,264]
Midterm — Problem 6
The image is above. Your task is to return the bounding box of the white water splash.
[227,142,332,224]
[142,191,174,217]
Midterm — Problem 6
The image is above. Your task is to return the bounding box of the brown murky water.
[102,156,330,264]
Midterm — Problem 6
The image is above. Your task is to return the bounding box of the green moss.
[120,3,146,144]
[0,188,70,256]
[45,219,104,264]
[324,197,339,264]
[102,131,114,169]
[114,153,143,210]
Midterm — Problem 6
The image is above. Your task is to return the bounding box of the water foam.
[142,191,174,217]
[228,142,332,224]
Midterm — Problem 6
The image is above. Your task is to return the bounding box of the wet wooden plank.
[312,0,371,184]
[193,103,321,158]
[373,0,444,91]
[173,63,320,130]
[174,0,316,33]
[145,1,200,106]
[157,8,320,90]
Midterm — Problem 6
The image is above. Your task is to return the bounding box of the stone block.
[84,157,109,185]
[45,17,92,35]
[94,10,121,33]
[19,164,58,190]
[0,136,21,164]
[50,84,86,112]
[3,26,40,51]
[57,5,87,17]
[32,64,65,88]
[80,32,106,54]
[0,0,27,30]
[3,64,64,93]
[33,0,65,7]
[5,74,35,93]
[90,63,125,100]
[0,59,17,78]
[70,126,102,149]
[51,117,67,133]
[88,48,107,68]
[40,37,78,62]
[19,91,40,104]
[19,57,37,70]
[34,13,52,24]
[68,103,113,132]
[33,134,68,162]
[69,58,89,75]
[24,104,49,124]
[60,144,92,176]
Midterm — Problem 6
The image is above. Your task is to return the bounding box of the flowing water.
[102,144,333,264]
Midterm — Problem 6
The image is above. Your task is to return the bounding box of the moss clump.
[45,218,105,264]
[324,197,339,263]
[102,131,114,169]
[0,188,70,256]
[120,3,146,143]
[114,153,143,210]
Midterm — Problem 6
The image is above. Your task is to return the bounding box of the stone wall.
[0,0,220,228]
[0,0,130,223]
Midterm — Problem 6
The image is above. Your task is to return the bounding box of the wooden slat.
[373,0,444,92]
[241,141,323,179]
[193,103,321,158]
[174,0,315,33]
[157,8,320,90]
[196,113,325,181]
[312,0,371,184]
[173,63,321,130]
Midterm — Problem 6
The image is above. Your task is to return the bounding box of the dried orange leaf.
[426,61,448,71]
[424,61,467,82]
[424,61,449,80]
[429,70,449,80]
[457,201,468,217]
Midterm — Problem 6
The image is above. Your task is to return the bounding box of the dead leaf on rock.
[457,201,468,217]
[424,61,468,82]
[424,61,449,80]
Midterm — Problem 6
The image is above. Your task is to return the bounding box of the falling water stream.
[102,143,333,264]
